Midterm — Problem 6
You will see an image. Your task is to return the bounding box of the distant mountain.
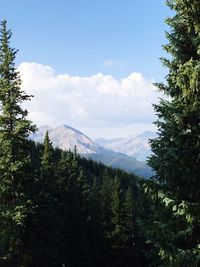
[31,125,102,154]
[95,130,157,161]
[83,151,153,178]
[31,125,153,178]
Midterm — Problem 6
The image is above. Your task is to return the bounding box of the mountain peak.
[96,130,157,161]
[31,125,101,154]
[55,125,93,141]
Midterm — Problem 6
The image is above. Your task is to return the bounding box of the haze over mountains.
[31,125,154,178]
[96,130,157,161]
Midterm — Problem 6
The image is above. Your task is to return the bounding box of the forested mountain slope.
[31,125,153,178]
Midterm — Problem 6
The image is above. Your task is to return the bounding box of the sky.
[1,0,171,139]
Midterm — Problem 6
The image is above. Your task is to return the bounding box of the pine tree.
[55,150,91,266]
[28,132,59,267]
[87,179,107,267]
[145,1,200,265]
[41,131,54,178]
[110,176,123,248]
[100,172,114,240]
[66,152,91,267]
[0,20,35,265]
[123,187,134,248]
[100,174,126,265]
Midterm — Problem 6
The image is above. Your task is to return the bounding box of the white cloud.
[28,111,54,126]
[18,62,160,138]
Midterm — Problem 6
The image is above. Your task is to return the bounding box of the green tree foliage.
[87,179,107,266]
[27,132,59,267]
[0,20,35,265]
[144,0,200,265]
[109,176,132,266]
[57,151,91,267]
[41,131,54,176]
[123,187,134,247]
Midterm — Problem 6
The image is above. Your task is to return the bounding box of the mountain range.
[30,125,154,178]
[95,130,157,161]
[31,125,101,154]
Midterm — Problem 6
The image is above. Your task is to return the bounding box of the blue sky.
[1,0,171,138]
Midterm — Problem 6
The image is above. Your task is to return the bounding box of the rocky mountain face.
[31,125,102,154]
[95,130,157,161]
[31,125,154,178]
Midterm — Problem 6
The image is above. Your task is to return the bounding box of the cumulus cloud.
[18,62,160,138]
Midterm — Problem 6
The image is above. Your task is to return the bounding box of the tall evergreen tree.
[41,131,54,178]
[27,132,59,267]
[100,172,114,240]
[110,176,123,250]
[87,179,107,267]
[123,187,134,249]
[145,0,200,265]
[54,150,91,266]
[0,20,35,265]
